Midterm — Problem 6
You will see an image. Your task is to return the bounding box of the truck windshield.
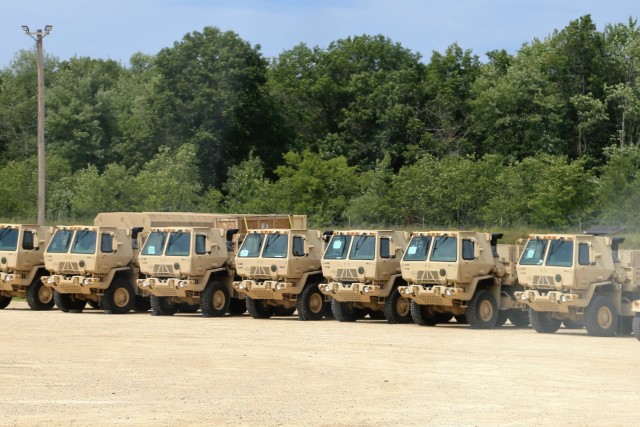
[349,235,375,260]
[263,234,289,258]
[47,230,74,253]
[166,232,191,256]
[0,228,18,251]
[239,233,265,258]
[519,239,548,265]
[71,230,97,254]
[142,232,167,256]
[403,236,432,261]
[546,239,574,267]
[323,235,352,260]
[430,236,457,262]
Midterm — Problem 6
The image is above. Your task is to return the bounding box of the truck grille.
[250,266,270,277]
[153,264,175,275]
[336,269,358,280]
[335,291,361,302]
[58,262,79,273]
[59,284,82,293]
[533,275,555,287]
[151,287,178,297]
[417,270,440,282]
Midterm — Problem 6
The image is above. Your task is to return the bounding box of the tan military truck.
[398,231,527,329]
[42,212,235,314]
[0,224,53,310]
[318,230,410,323]
[233,228,328,320]
[136,214,306,317]
[515,232,640,337]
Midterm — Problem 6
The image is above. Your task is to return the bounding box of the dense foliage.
[2,16,640,230]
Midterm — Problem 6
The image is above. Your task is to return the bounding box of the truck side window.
[462,239,475,260]
[195,235,207,255]
[578,243,590,265]
[380,238,390,259]
[292,236,305,257]
[22,231,35,250]
[101,233,114,253]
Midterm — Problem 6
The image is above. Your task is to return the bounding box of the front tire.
[246,297,274,319]
[529,308,561,333]
[26,278,55,310]
[331,299,358,322]
[383,286,412,324]
[297,284,325,321]
[410,301,439,326]
[150,296,177,315]
[100,279,135,314]
[584,295,618,337]
[54,292,86,313]
[200,281,230,317]
[134,295,151,312]
[466,289,498,329]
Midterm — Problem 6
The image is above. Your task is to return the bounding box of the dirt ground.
[0,300,637,426]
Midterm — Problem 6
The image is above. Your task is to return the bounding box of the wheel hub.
[114,288,130,307]
[479,300,493,322]
[396,297,410,316]
[309,293,323,313]
[597,306,613,329]
[213,290,226,310]
[38,286,53,303]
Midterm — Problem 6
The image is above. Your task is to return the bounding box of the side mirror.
[473,243,481,258]
[303,239,313,254]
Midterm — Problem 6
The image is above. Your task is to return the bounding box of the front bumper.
[136,277,198,297]
[233,279,295,300]
[398,284,471,306]
[41,275,106,294]
[319,282,382,303]
[514,290,580,313]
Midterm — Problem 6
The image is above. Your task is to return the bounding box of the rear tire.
[584,295,618,337]
[228,298,247,315]
[100,279,135,314]
[274,306,296,316]
[633,314,640,341]
[383,286,412,324]
[200,281,230,317]
[466,290,498,329]
[529,308,561,333]
[0,295,11,309]
[297,283,325,321]
[150,296,177,316]
[26,278,55,310]
[331,299,358,322]
[562,318,583,329]
[508,309,530,327]
[54,292,86,313]
[134,295,151,312]
[246,297,274,319]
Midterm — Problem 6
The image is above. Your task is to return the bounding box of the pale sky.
[2,0,639,68]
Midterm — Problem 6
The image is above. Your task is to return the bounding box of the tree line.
[1,15,640,229]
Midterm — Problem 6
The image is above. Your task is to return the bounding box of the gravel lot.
[0,300,637,426]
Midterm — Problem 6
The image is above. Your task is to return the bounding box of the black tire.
[150,296,178,316]
[274,306,296,316]
[562,318,583,329]
[100,279,135,314]
[331,299,358,322]
[87,299,101,309]
[26,278,55,310]
[134,295,151,312]
[529,308,561,333]
[383,286,413,324]
[323,300,334,319]
[584,295,618,337]
[618,316,633,336]
[246,296,274,319]
[466,289,499,329]
[410,301,440,326]
[178,303,200,313]
[227,298,247,316]
[495,310,509,327]
[297,283,325,321]
[54,291,86,313]
[0,295,11,309]
[200,281,230,317]
[454,314,468,324]
[508,309,530,327]
[633,314,640,341]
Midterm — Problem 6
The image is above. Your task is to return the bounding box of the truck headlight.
[47,277,55,285]
[560,294,569,303]
[518,292,527,301]
[4,274,14,283]
[178,280,188,289]
[275,283,284,291]
[444,288,454,297]
[363,286,372,294]
[403,287,412,295]
[238,283,246,290]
